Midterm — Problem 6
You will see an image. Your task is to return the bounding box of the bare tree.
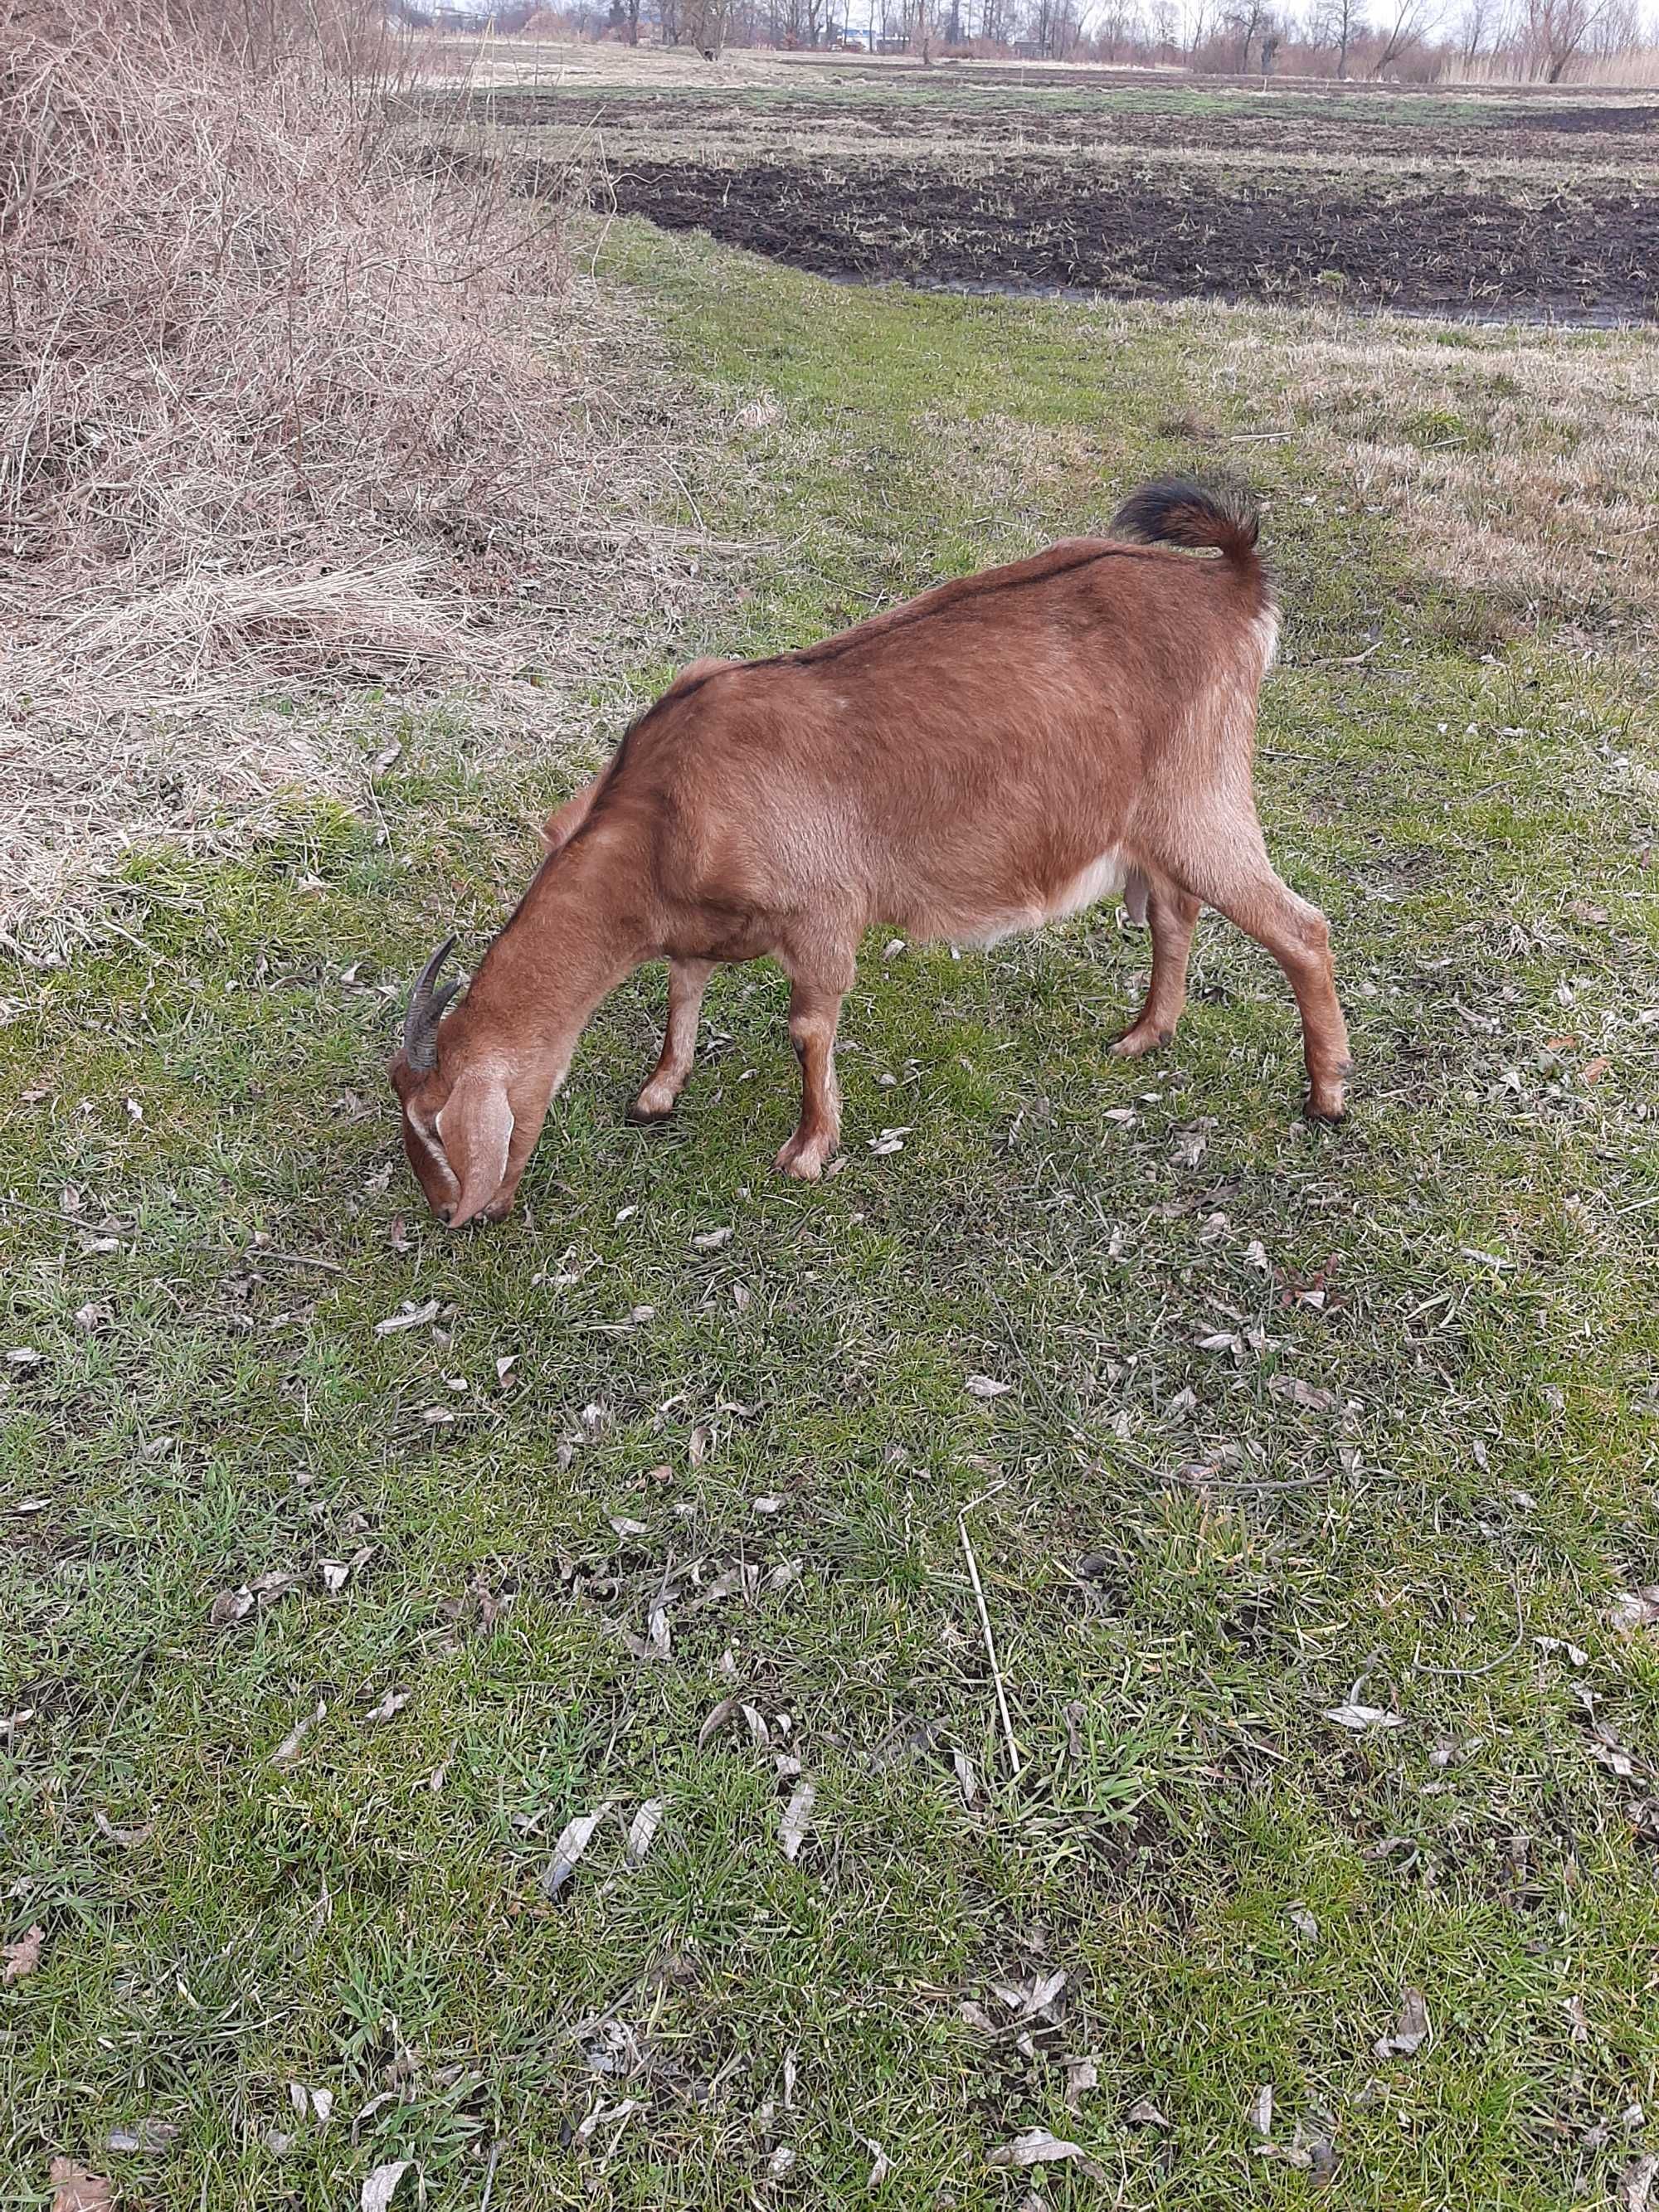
[1516,0,1603,73]
[1027,0,1086,55]
[1185,0,1216,56]
[1225,0,1270,66]
[1368,0,1438,70]
[1589,0,1640,53]
[1095,0,1146,53]
[1452,0,1502,61]
[1307,0,1365,73]
[681,0,734,43]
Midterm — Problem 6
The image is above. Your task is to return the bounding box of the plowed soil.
[588,154,1659,319]
[472,83,1659,168]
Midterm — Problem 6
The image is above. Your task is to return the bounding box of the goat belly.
[902,849,1128,948]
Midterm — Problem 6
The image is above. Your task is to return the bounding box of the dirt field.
[439,68,1659,318]
[479,80,1659,168]
[589,152,1657,318]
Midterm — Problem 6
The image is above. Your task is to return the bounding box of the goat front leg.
[775,959,852,1181]
[630,958,716,1122]
[1113,881,1201,1058]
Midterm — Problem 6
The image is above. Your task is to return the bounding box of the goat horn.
[402,936,460,1073]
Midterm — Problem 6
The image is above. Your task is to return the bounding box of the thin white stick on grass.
[958,1487,1021,1782]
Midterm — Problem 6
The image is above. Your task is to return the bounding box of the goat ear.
[437,1070,515,1228]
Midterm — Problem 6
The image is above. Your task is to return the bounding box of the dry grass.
[0,4,708,926]
[1205,314,1659,653]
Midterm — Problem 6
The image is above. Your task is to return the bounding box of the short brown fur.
[390,481,1350,1227]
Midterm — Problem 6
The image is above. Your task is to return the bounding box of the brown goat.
[390,479,1350,1228]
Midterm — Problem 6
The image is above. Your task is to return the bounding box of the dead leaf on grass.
[270,1701,326,1766]
[49,2163,113,2212]
[1323,1703,1404,1733]
[988,2128,1103,2180]
[319,1546,375,1597]
[691,1228,732,1252]
[698,1696,738,1747]
[362,1689,410,1726]
[861,2136,892,2189]
[105,2122,178,2155]
[1268,1376,1338,1412]
[1609,1588,1659,1635]
[778,1781,815,1863]
[868,1126,912,1155]
[1248,2084,1274,2136]
[1619,2152,1659,2212]
[1063,2057,1098,2111]
[3,1924,44,1984]
[92,1813,153,1850]
[1588,1723,1645,1778]
[992,1969,1068,2023]
[952,1748,985,1809]
[374,1300,439,1337]
[360,2161,412,2212]
[1374,1988,1431,2058]
[741,1704,771,1749]
[210,1569,294,1627]
[965,1375,1012,1398]
[1287,1906,1318,1942]
[542,1805,615,1898]
[625,1800,667,1869]
[1125,2098,1169,2127]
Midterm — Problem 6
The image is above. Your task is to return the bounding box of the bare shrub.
[0,1,717,923]
[0,1,602,720]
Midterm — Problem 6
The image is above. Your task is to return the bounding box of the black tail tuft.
[1111,476,1265,583]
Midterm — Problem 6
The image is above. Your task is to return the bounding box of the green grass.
[480,68,1531,130]
[3,224,1658,2210]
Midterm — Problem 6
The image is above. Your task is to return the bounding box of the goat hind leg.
[1174,843,1350,1120]
[1112,881,1201,1059]
[630,958,716,1121]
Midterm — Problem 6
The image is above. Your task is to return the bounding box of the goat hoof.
[1305,1089,1348,1125]
[627,1093,676,1125]
[1110,1023,1170,1060]
[776,1135,834,1181]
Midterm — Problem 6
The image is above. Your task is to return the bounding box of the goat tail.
[1110,477,1270,605]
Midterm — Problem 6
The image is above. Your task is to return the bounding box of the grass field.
[4,217,1659,2210]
